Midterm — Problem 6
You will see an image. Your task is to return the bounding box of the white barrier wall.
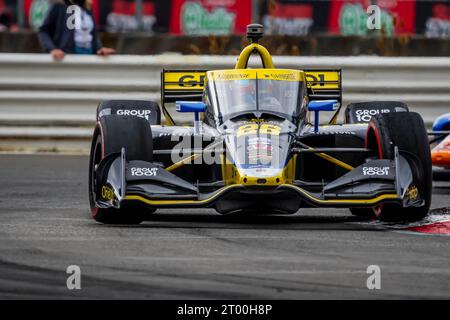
[0,53,449,150]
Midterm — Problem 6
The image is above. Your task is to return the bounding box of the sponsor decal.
[362,166,390,176]
[315,131,356,135]
[178,75,206,88]
[116,109,152,120]
[163,71,206,91]
[215,73,250,81]
[159,131,193,137]
[246,136,275,166]
[405,185,419,200]
[101,185,114,201]
[262,72,299,81]
[212,70,302,82]
[131,167,158,177]
[355,108,390,122]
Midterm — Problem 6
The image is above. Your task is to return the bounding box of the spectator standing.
[0,4,13,31]
[38,0,115,60]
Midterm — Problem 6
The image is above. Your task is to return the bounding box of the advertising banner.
[170,0,252,35]
[100,0,156,32]
[263,1,314,35]
[262,0,330,35]
[17,0,450,38]
[328,0,415,36]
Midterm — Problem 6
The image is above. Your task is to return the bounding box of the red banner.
[263,1,314,35]
[104,0,156,32]
[328,0,415,36]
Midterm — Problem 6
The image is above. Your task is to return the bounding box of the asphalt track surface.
[0,154,449,299]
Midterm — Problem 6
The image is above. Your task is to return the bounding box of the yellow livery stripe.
[124,185,237,206]
[124,184,398,206]
[283,185,398,205]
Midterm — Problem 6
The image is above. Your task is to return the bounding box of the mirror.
[307,100,340,133]
[307,100,339,112]
[176,101,207,113]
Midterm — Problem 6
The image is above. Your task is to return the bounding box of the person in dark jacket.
[38,0,115,61]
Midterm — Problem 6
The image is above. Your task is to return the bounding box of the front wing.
[93,148,423,212]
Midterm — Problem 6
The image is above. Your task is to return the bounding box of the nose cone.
[223,120,295,186]
[236,167,287,186]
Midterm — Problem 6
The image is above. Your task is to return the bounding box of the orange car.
[430,113,450,180]
[432,135,450,166]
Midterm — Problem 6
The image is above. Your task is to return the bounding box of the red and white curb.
[352,207,450,236]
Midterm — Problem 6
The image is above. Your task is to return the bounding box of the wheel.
[365,112,432,222]
[97,100,161,125]
[89,115,155,224]
[345,101,408,124]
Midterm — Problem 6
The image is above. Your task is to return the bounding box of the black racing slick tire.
[365,112,432,222]
[89,115,154,224]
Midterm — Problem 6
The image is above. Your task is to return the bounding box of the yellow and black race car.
[89,24,432,224]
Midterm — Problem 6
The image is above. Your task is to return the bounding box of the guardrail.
[0,53,449,152]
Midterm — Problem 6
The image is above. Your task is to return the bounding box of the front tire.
[89,115,155,224]
[366,112,432,222]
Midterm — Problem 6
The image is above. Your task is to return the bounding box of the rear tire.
[365,112,432,222]
[89,115,155,224]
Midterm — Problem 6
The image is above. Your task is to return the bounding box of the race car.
[429,113,450,181]
[89,24,432,224]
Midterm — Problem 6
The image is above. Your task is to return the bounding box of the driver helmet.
[236,79,256,105]
[259,80,280,107]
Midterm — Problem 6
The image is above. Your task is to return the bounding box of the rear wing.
[304,69,342,103]
[160,69,342,125]
[304,69,342,124]
[161,70,207,125]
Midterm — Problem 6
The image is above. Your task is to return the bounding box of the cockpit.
[205,69,307,123]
